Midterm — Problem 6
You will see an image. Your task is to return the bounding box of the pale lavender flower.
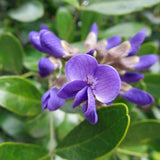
[58,54,120,124]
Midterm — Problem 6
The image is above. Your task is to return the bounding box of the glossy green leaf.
[121,120,160,146]
[26,111,50,138]
[0,76,42,116]
[0,142,48,160]
[138,42,158,56]
[0,33,24,74]
[85,0,160,16]
[8,1,44,22]
[56,7,75,42]
[143,74,160,99]
[56,103,130,160]
[98,22,151,39]
[24,46,44,71]
[81,11,101,40]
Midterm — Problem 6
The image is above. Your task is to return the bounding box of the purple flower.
[42,88,65,111]
[58,54,120,124]
[29,29,69,58]
[38,57,57,78]
[120,86,154,106]
[105,35,122,50]
[132,54,158,71]
[85,23,98,52]
[120,71,144,83]
[128,29,146,56]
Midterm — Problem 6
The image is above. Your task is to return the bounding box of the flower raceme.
[29,22,158,124]
[85,23,157,106]
[57,54,121,124]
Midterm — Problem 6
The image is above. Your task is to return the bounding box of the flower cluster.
[29,23,158,124]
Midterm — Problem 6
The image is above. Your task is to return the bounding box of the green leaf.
[60,99,82,113]
[98,22,151,39]
[138,42,158,56]
[121,120,160,146]
[71,41,84,53]
[24,46,44,72]
[0,33,24,74]
[1,113,28,139]
[8,1,44,22]
[143,74,160,99]
[26,111,50,138]
[56,7,75,42]
[85,0,160,16]
[61,0,79,8]
[56,103,130,160]
[0,142,48,160]
[56,114,79,140]
[0,76,42,116]
[81,11,101,40]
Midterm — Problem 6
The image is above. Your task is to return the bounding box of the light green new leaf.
[0,76,42,116]
[143,74,160,99]
[56,7,75,42]
[98,22,151,39]
[0,33,24,74]
[0,142,48,160]
[8,1,44,22]
[121,120,160,146]
[85,0,160,16]
[56,103,130,160]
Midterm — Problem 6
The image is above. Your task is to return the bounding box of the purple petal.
[65,54,98,81]
[128,29,146,56]
[73,86,88,108]
[133,54,158,71]
[41,90,50,110]
[40,30,68,58]
[93,65,121,103]
[29,31,46,52]
[105,35,122,50]
[82,87,98,124]
[38,57,56,78]
[120,87,154,105]
[89,22,98,39]
[40,23,49,30]
[57,80,87,99]
[42,88,65,111]
[121,71,144,83]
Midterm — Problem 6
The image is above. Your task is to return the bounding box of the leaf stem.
[21,71,38,78]
[117,148,148,158]
[50,112,54,160]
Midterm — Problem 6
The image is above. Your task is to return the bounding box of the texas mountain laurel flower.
[29,23,158,124]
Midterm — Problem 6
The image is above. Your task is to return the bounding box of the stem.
[21,71,38,78]
[117,148,148,158]
[50,112,54,160]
